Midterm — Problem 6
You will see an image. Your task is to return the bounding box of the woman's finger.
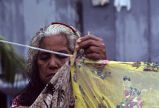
[77,39,105,49]
[85,46,105,55]
[77,35,103,43]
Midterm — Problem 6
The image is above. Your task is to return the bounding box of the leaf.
[0,35,25,83]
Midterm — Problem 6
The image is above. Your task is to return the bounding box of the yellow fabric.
[71,59,159,108]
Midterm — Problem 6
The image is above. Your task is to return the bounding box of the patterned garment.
[29,59,159,108]
[30,62,74,108]
[71,60,159,108]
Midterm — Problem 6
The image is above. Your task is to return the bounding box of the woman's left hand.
[76,35,107,60]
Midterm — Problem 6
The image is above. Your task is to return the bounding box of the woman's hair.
[27,22,80,85]
[12,23,80,106]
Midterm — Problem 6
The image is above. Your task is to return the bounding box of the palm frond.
[0,36,25,83]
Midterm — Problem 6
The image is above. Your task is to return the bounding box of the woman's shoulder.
[11,95,24,108]
[11,83,44,107]
[11,86,32,107]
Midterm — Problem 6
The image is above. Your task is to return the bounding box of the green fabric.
[71,60,159,108]
[30,59,159,108]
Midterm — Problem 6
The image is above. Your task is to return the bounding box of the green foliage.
[0,36,25,83]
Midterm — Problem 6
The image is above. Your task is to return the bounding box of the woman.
[12,22,106,107]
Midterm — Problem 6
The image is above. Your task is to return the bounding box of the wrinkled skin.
[37,34,70,84]
[76,35,106,60]
[37,34,106,84]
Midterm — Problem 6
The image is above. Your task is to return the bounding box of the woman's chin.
[46,74,55,83]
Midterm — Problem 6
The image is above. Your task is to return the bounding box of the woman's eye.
[55,51,69,59]
[38,51,69,60]
[39,53,51,60]
[55,54,68,59]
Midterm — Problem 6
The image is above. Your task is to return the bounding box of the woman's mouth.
[46,73,55,79]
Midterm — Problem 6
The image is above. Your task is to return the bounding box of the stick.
[0,40,72,57]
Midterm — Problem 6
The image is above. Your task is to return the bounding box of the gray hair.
[27,23,80,74]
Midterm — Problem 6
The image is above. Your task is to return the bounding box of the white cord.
[0,40,72,57]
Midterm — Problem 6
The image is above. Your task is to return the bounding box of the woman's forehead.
[40,35,69,50]
[43,34,67,42]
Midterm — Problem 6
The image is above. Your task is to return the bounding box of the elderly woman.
[12,22,106,107]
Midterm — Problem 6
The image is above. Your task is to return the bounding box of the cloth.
[91,0,109,6]
[30,62,74,108]
[114,0,131,12]
[29,59,159,108]
[72,60,159,108]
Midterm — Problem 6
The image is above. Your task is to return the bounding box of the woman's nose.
[48,55,59,70]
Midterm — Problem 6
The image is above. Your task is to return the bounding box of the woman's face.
[37,34,70,84]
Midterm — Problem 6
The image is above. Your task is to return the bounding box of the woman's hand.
[76,35,107,60]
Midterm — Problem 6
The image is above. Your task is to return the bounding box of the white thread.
[0,40,72,57]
